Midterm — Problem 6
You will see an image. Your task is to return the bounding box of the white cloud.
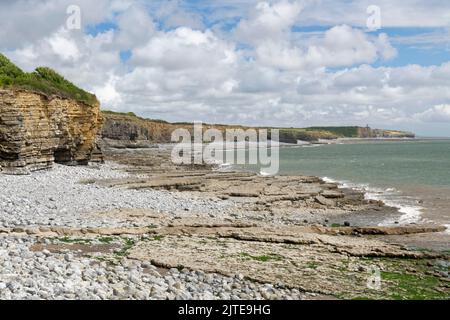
[252,25,397,71]
[414,105,450,122]
[302,26,397,68]
[94,75,123,108]
[115,4,156,49]
[131,27,237,73]
[47,30,81,61]
[234,1,397,71]
[235,0,303,43]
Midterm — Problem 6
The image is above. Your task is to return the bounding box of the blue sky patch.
[85,21,118,37]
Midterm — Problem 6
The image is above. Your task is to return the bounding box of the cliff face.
[277,130,338,143]
[101,112,339,146]
[101,113,249,148]
[358,126,415,138]
[0,89,103,174]
[101,114,174,148]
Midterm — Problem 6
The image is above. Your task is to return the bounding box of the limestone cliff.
[101,112,174,148]
[101,112,343,147]
[101,112,250,148]
[101,112,415,146]
[0,89,103,174]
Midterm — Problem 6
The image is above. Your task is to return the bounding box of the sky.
[1,0,450,136]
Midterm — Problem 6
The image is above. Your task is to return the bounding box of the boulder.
[321,190,344,199]
[315,195,335,206]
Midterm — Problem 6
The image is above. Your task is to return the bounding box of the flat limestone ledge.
[0,226,150,237]
[2,222,446,258]
[127,234,449,298]
[4,218,448,299]
[1,223,445,247]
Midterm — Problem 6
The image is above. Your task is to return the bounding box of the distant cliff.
[305,126,415,139]
[101,111,337,147]
[101,111,249,148]
[101,111,415,147]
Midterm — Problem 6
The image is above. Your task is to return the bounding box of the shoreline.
[213,144,450,251]
[322,176,450,236]
[321,177,424,226]
[219,156,425,229]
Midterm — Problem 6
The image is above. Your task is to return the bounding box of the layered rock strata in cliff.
[101,112,416,148]
[0,89,103,174]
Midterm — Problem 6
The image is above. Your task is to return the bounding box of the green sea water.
[277,140,450,189]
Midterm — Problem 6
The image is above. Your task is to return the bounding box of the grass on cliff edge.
[306,126,359,138]
[0,53,97,106]
[102,110,170,123]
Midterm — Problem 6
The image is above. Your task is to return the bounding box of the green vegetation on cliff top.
[0,53,97,106]
[306,126,359,138]
[102,110,169,123]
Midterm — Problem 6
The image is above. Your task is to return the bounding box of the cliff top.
[0,53,97,106]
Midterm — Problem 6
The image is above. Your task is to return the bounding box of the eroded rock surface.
[0,89,103,173]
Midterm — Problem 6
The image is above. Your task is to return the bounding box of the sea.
[231,139,450,230]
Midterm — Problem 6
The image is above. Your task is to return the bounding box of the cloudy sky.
[1,0,450,136]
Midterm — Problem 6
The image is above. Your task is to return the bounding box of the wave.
[212,162,233,172]
[444,224,450,234]
[323,176,423,225]
[259,170,273,176]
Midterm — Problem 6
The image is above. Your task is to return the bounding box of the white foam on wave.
[208,158,235,172]
[215,162,233,171]
[365,189,423,225]
[322,176,423,226]
[259,170,273,176]
[303,144,322,148]
[393,206,423,225]
[322,177,337,183]
[444,224,450,234]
